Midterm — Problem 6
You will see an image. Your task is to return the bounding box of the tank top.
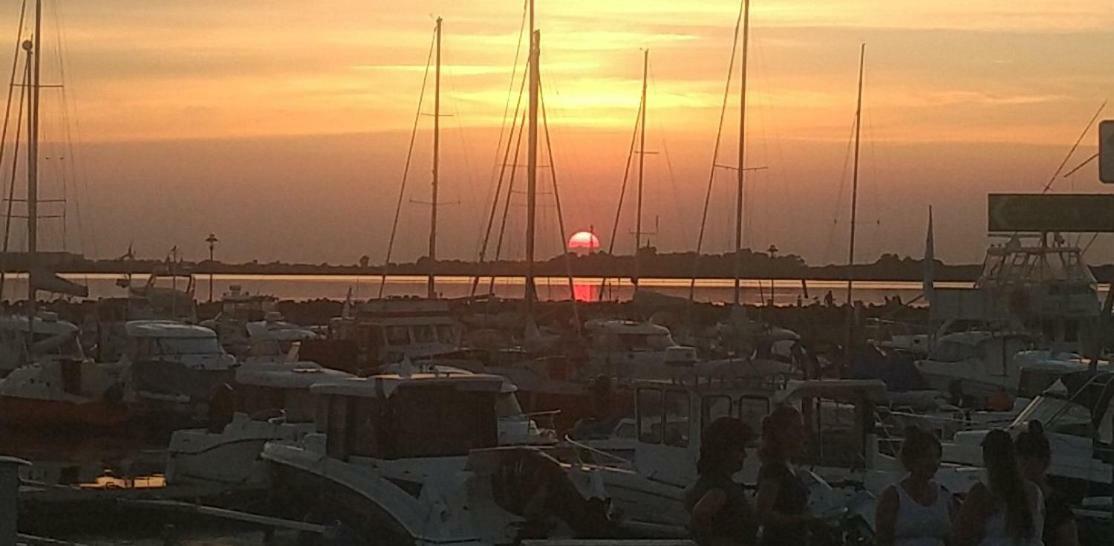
[892,482,951,546]
[684,472,757,546]
[980,481,1045,546]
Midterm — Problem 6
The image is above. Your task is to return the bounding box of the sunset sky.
[2,0,1112,266]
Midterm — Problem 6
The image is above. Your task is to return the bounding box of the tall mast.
[427,17,442,299]
[846,43,866,362]
[26,0,41,302]
[524,0,539,321]
[634,49,648,288]
[732,0,750,307]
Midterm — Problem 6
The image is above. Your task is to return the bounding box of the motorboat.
[943,370,1114,501]
[0,313,129,429]
[569,376,982,534]
[118,320,237,425]
[0,313,84,376]
[583,319,697,380]
[165,358,350,486]
[305,297,462,373]
[261,372,613,544]
[201,286,302,357]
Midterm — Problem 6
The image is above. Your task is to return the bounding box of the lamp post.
[205,233,218,303]
[766,244,779,307]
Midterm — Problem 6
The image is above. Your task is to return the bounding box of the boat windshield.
[1011,395,1093,437]
[495,391,525,419]
[618,333,674,351]
[155,336,223,356]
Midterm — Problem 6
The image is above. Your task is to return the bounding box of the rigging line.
[1042,100,1106,194]
[688,0,745,303]
[471,55,529,296]
[599,77,643,296]
[0,48,29,301]
[539,78,580,329]
[647,62,690,246]
[0,0,28,218]
[377,24,436,299]
[52,0,88,260]
[57,1,95,260]
[822,114,858,265]
[480,0,528,223]
[487,105,528,296]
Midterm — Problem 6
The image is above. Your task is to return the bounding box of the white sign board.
[1101,120,1114,183]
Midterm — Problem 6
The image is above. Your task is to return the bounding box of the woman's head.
[899,426,941,479]
[982,429,1034,541]
[759,405,805,462]
[1014,420,1051,479]
[697,417,753,475]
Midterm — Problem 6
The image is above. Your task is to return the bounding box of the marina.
[1,0,1113,545]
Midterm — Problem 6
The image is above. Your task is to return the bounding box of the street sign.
[1101,120,1114,183]
[988,193,1114,232]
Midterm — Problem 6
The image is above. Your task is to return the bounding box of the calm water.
[0,272,984,305]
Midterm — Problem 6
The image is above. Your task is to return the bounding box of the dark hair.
[1014,420,1051,464]
[899,426,942,469]
[759,405,802,463]
[697,417,753,475]
[982,429,1034,541]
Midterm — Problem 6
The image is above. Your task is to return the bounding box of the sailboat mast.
[732,0,750,307]
[26,0,41,302]
[634,49,648,287]
[427,17,442,299]
[524,0,539,320]
[846,43,866,358]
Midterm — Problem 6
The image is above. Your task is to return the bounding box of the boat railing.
[561,435,635,470]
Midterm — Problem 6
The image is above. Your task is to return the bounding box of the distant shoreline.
[6,249,1114,283]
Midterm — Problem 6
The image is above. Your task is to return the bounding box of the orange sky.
[1,0,1113,266]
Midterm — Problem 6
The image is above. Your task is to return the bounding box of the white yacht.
[0,313,129,429]
[0,313,83,376]
[308,298,461,372]
[583,319,698,380]
[943,370,1114,501]
[166,359,350,486]
[119,320,237,424]
[261,372,613,545]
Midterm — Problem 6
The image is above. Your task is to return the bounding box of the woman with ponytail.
[875,426,955,546]
[685,417,758,546]
[954,429,1044,546]
[1015,421,1077,546]
[754,405,818,546]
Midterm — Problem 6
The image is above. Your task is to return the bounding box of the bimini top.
[585,319,671,336]
[0,313,78,335]
[125,320,218,339]
[310,372,505,399]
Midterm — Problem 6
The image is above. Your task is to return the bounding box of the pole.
[26,0,41,304]
[733,0,750,308]
[635,49,648,289]
[208,242,214,303]
[525,22,539,321]
[846,43,866,370]
[427,17,442,300]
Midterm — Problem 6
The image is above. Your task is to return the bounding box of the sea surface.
[0,272,995,306]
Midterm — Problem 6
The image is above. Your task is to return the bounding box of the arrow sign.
[989,193,1114,233]
[1101,120,1114,183]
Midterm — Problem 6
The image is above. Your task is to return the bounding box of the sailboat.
[0,0,129,428]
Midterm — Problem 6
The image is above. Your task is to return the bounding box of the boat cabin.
[122,320,236,408]
[318,298,462,371]
[585,319,698,379]
[629,377,887,485]
[311,373,502,460]
[234,363,350,422]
